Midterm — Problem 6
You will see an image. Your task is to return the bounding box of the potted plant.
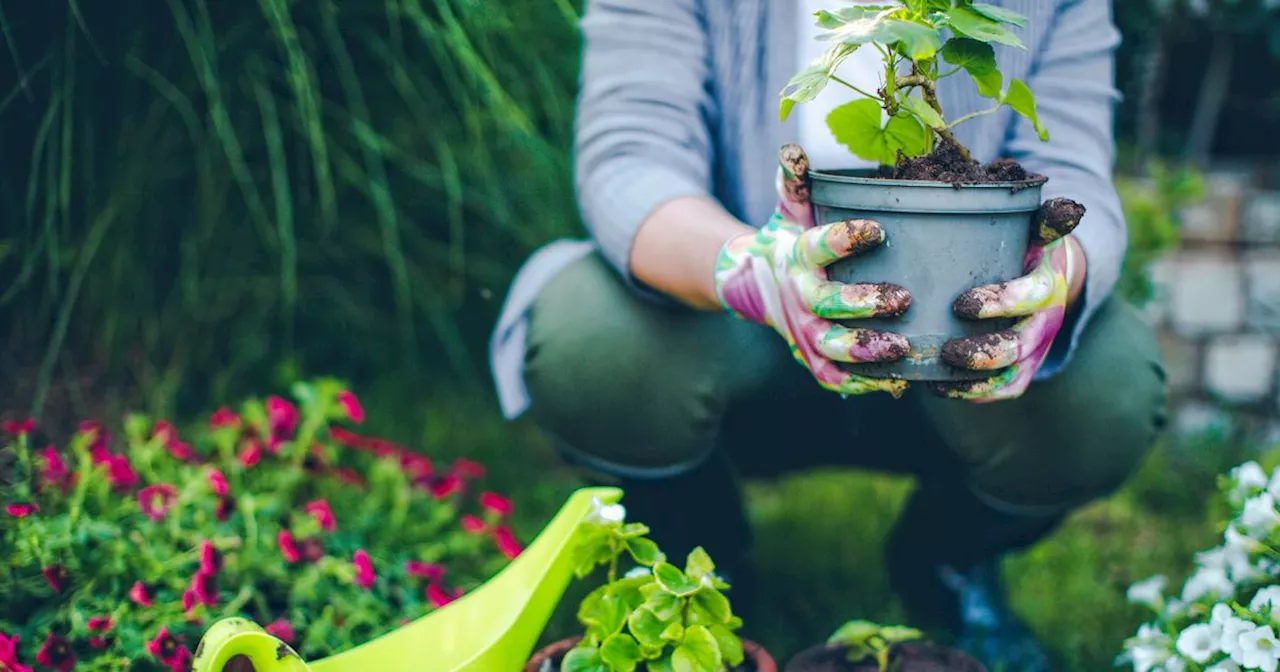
[785,620,987,672]
[526,500,776,672]
[780,1,1080,381]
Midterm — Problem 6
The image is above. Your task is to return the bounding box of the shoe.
[936,559,1051,672]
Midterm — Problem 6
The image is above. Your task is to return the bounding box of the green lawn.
[356,379,1261,672]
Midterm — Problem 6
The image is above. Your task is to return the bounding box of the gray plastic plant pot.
[810,168,1047,382]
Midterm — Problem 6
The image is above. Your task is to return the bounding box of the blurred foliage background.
[2,1,1280,669]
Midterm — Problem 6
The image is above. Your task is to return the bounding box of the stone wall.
[1145,164,1280,440]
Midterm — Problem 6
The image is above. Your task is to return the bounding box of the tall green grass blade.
[0,3,34,103]
[250,62,298,353]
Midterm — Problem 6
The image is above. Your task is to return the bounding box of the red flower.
[182,589,196,614]
[405,560,446,582]
[146,627,184,666]
[336,390,365,424]
[42,565,68,593]
[167,440,197,462]
[460,514,487,534]
[277,530,302,563]
[190,570,218,606]
[207,468,228,497]
[353,550,376,589]
[199,540,223,574]
[79,421,109,454]
[426,582,463,608]
[479,492,513,517]
[153,420,178,443]
[38,446,72,492]
[209,407,241,430]
[493,524,524,559]
[266,396,299,439]
[329,426,370,449]
[451,458,486,480]
[103,453,139,491]
[428,474,463,500]
[5,503,37,518]
[137,484,178,522]
[87,616,113,649]
[2,418,34,435]
[238,439,262,467]
[129,581,154,607]
[36,634,73,672]
[301,537,326,563]
[215,496,234,521]
[305,500,336,532]
[264,619,295,644]
[0,631,33,672]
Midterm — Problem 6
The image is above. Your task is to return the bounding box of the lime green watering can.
[191,486,622,672]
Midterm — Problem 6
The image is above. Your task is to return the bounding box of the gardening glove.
[930,199,1088,402]
[713,143,913,397]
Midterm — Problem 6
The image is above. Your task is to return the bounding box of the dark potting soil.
[877,138,1045,187]
[785,641,988,672]
[532,653,757,672]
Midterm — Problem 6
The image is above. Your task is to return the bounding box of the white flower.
[1252,586,1280,615]
[1235,461,1269,491]
[624,565,651,579]
[1208,661,1242,672]
[1214,603,1237,628]
[1239,625,1280,672]
[1184,566,1235,602]
[1128,624,1175,672]
[1162,656,1187,672]
[1223,617,1258,664]
[1177,623,1221,662]
[588,496,627,523]
[1129,575,1168,608]
[1242,494,1280,536]
[1268,465,1280,499]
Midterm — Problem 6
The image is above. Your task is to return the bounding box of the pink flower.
[264,619,296,644]
[153,420,178,443]
[238,439,262,467]
[182,589,196,614]
[305,500,336,532]
[405,560,445,582]
[0,631,33,672]
[199,541,222,574]
[266,396,299,438]
[460,514,487,534]
[301,537,326,563]
[2,418,34,435]
[209,407,241,429]
[167,439,197,462]
[451,458,486,479]
[426,582,463,608]
[479,492,513,517]
[79,420,109,453]
[87,616,113,649]
[336,390,365,424]
[5,503,37,518]
[428,474,463,500]
[353,550,376,589]
[129,581,154,607]
[493,524,524,560]
[104,454,139,491]
[190,570,218,606]
[216,496,234,521]
[36,634,73,672]
[277,530,302,563]
[137,484,178,522]
[38,446,72,492]
[207,468,228,496]
[42,565,68,593]
[146,627,184,667]
[329,426,371,449]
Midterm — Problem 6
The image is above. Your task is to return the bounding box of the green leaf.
[628,606,670,648]
[600,634,642,672]
[779,98,797,123]
[683,547,715,580]
[945,6,1024,48]
[653,562,699,597]
[880,19,942,60]
[642,587,684,621]
[828,620,882,647]
[691,588,732,625]
[661,623,686,643]
[615,523,650,539]
[827,99,928,165]
[572,532,614,578]
[970,3,1029,27]
[901,96,945,129]
[814,5,897,31]
[940,38,1002,99]
[672,626,722,672]
[709,624,745,668]
[626,537,662,566]
[779,43,859,121]
[579,589,628,639]
[562,646,610,672]
[1002,78,1049,141]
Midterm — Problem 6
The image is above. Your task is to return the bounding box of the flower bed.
[0,379,522,671]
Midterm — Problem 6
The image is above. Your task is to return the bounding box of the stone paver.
[1204,334,1277,403]
[1245,252,1280,334]
[1168,251,1245,337]
[1242,191,1280,245]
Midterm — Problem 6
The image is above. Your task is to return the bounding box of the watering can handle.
[191,618,312,672]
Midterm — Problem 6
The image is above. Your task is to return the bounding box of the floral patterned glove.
[713,144,913,397]
[930,199,1088,402]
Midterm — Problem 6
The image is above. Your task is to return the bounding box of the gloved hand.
[713,144,913,397]
[931,198,1088,402]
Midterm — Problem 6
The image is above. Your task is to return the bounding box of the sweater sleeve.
[1005,0,1128,378]
[573,0,717,289]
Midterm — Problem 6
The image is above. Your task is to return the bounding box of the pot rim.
[527,636,777,672]
[809,167,1049,190]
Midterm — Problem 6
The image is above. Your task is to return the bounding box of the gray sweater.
[490,0,1127,419]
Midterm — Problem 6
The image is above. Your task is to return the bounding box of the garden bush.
[0,379,523,671]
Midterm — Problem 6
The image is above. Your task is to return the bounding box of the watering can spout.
[191,486,622,672]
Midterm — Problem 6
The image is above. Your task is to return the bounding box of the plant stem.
[831,75,878,101]
[896,74,972,162]
[945,105,1001,130]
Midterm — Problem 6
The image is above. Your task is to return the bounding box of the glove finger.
[804,280,911,320]
[926,366,1022,402]
[953,258,1057,320]
[820,370,910,399]
[813,324,910,364]
[940,329,1021,371]
[777,143,813,227]
[796,218,886,268]
[1031,197,1085,246]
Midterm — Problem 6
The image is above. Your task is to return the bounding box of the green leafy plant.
[558,501,746,672]
[827,620,924,671]
[1115,160,1205,306]
[0,379,522,671]
[780,0,1048,166]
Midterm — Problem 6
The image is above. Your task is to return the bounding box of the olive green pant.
[522,252,1167,619]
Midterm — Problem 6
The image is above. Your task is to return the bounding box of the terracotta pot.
[526,636,777,672]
